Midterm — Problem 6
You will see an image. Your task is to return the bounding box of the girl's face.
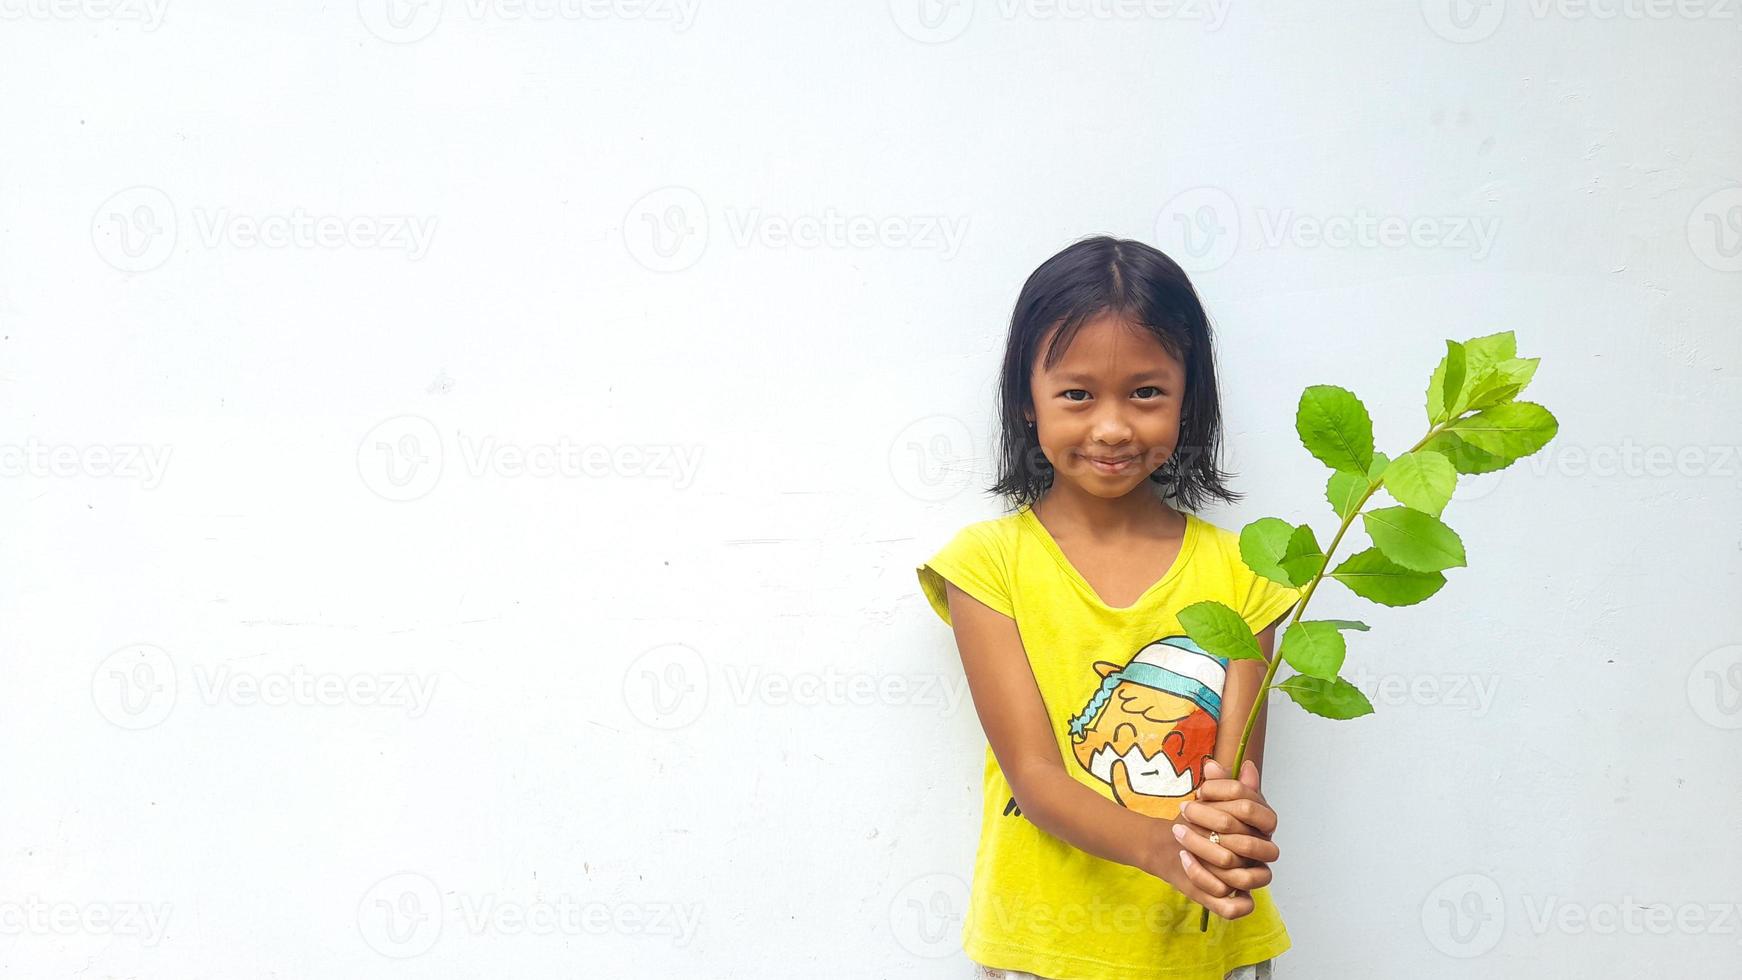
[1025,312,1187,499]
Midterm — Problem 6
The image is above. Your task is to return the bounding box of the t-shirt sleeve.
[1238,564,1305,636]
[915,523,1014,627]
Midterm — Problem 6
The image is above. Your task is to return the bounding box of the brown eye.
[1062,390,1090,402]
[1135,386,1164,399]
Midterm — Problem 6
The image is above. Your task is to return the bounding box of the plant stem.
[1196,424,1445,931]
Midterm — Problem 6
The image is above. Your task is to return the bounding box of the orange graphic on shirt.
[1065,635,1227,821]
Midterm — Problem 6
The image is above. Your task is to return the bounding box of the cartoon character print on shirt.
[1063,635,1227,821]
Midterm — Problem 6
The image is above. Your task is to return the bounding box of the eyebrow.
[1053,371,1174,385]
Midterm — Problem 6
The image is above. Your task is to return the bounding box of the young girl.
[916,236,1304,980]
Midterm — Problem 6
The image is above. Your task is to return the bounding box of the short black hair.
[987,235,1242,513]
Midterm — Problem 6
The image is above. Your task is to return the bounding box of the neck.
[1031,483,1179,540]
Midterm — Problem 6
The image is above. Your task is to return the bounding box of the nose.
[1090,403,1135,445]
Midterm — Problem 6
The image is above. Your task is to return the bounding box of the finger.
[1239,759,1262,791]
[1180,853,1254,918]
[1178,850,1234,898]
[1188,851,1274,893]
[1172,821,1242,870]
[1194,777,1268,809]
[1185,797,1277,838]
[1177,825,1275,870]
[1211,861,1274,892]
[1179,800,1265,839]
[1178,821,1282,865]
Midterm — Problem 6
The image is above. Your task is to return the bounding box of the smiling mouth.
[1084,453,1139,473]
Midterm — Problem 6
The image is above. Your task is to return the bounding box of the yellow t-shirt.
[916,503,1305,980]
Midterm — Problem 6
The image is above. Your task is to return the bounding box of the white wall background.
[2,2,1738,977]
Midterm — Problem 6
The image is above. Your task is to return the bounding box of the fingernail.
[1179,850,1195,870]
[1178,802,1190,820]
[1203,759,1224,776]
[1171,823,1187,842]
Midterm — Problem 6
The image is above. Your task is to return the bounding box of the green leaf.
[1381,450,1457,517]
[1279,621,1347,680]
[1429,331,1520,423]
[1277,524,1325,586]
[1367,451,1390,482]
[1318,619,1371,631]
[1330,547,1447,606]
[1177,600,1263,662]
[1326,451,1389,520]
[1421,430,1508,475]
[1239,517,1297,587]
[1296,385,1374,474]
[1446,401,1558,464]
[1462,356,1539,413]
[1462,331,1517,366]
[1438,340,1467,422]
[1276,675,1375,719]
[1363,506,1467,572]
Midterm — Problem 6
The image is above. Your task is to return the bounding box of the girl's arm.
[941,581,1258,920]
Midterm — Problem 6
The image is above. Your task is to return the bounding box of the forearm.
[1010,763,1186,885]
[1215,654,1271,771]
